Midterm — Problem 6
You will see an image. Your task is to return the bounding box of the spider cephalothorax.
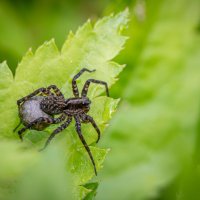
[16,68,109,175]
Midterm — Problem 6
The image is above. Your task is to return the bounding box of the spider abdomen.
[19,96,52,131]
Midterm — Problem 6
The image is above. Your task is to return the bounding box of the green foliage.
[0,0,106,72]
[1,0,200,199]
[0,10,129,199]
[96,0,200,199]
[83,182,99,200]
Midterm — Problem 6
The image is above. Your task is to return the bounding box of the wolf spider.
[16,68,109,175]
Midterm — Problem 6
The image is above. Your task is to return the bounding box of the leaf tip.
[0,60,13,81]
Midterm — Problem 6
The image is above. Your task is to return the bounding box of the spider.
[16,68,109,175]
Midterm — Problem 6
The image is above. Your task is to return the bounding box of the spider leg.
[39,116,72,151]
[17,87,54,107]
[13,121,22,132]
[18,115,65,141]
[18,117,54,141]
[74,115,97,176]
[81,79,109,97]
[53,114,66,123]
[72,68,96,97]
[81,114,101,143]
[46,85,64,98]
[17,85,64,107]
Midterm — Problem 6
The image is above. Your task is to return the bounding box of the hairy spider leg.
[81,114,101,143]
[46,85,64,98]
[13,121,22,132]
[81,79,109,97]
[74,115,97,176]
[17,88,48,106]
[17,85,64,107]
[18,115,66,141]
[39,117,72,151]
[72,68,96,97]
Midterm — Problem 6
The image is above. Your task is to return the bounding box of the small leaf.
[83,182,99,200]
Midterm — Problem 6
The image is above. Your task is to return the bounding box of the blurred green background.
[0,0,200,199]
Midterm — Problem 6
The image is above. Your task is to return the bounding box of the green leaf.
[0,62,16,139]
[83,182,99,200]
[0,9,129,199]
[97,0,200,199]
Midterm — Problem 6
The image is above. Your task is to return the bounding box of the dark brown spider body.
[15,68,109,175]
[40,96,66,115]
[64,97,91,115]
